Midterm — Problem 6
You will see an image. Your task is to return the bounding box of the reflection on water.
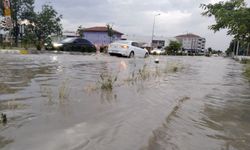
[142,97,190,150]
[0,136,13,149]
[0,54,250,150]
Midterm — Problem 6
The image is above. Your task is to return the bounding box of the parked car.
[150,48,165,55]
[108,40,149,58]
[45,37,96,52]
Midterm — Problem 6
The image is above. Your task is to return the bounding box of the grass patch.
[89,63,185,93]
[40,79,71,104]
[0,100,27,110]
[138,64,151,80]
[240,58,250,64]
[244,64,250,80]
[98,73,118,90]
[164,63,183,74]
[240,58,250,81]
[40,86,53,104]
[124,63,184,84]
[58,79,71,103]
[84,84,98,93]
[172,66,178,72]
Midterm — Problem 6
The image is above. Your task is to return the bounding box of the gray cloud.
[35,0,250,50]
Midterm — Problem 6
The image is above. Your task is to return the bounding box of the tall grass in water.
[59,79,71,103]
[164,63,183,74]
[138,64,151,80]
[124,63,184,84]
[98,73,118,90]
[0,99,26,110]
[40,86,53,104]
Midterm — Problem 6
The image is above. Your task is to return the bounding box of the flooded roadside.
[0,54,250,150]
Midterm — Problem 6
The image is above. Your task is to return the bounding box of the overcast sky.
[35,0,250,50]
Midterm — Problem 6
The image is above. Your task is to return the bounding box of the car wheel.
[129,51,134,58]
[144,52,149,58]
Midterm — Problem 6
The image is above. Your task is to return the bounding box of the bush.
[100,46,108,53]
[36,44,42,50]
[244,65,250,80]
[241,58,250,64]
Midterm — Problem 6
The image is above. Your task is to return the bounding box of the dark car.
[52,37,96,52]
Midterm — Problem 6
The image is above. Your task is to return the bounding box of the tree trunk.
[236,40,240,56]
[247,43,249,56]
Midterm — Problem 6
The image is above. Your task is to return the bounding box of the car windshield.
[61,38,76,43]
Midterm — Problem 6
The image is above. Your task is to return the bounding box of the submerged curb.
[0,49,29,54]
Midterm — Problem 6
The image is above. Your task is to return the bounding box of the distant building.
[175,33,206,54]
[124,34,177,48]
[83,26,123,46]
[152,36,178,49]
[49,31,78,42]
[62,31,78,37]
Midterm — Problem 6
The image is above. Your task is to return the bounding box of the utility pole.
[151,13,160,49]
[236,40,240,56]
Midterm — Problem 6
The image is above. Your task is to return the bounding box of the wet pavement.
[0,53,250,150]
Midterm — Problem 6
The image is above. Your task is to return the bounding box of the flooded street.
[0,54,250,150]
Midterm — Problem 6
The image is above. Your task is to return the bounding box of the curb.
[0,49,29,54]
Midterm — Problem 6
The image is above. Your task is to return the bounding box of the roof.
[175,33,201,38]
[83,26,124,35]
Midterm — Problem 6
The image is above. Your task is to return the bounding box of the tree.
[208,47,212,53]
[225,39,250,56]
[106,24,114,43]
[32,4,62,50]
[22,24,36,49]
[0,0,35,46]
[201,0,250,42]
[13,0,35,46]
[165,40,182,55]
[77,25,84,38]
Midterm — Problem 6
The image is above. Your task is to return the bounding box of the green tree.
[77,25,84,38]
[226,40,236,55]
[13,0,35,46]
[201,0,250,42]
[226,39,250,55]
[208,47,212,53]
[0,0,35,46]
[20,0,36,22]
[22,24,36,49]
[106,24,114,43]
[165,40,182,55]
[33,4,62,50]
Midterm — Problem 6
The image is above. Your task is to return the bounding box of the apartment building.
[176,33,206,54]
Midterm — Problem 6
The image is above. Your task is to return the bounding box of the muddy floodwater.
[0,54,250,150]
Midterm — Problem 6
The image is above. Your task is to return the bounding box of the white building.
[123,34,177,48]
[175,33,206,54]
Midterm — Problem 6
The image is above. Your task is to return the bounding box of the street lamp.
[151,13,160,49]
